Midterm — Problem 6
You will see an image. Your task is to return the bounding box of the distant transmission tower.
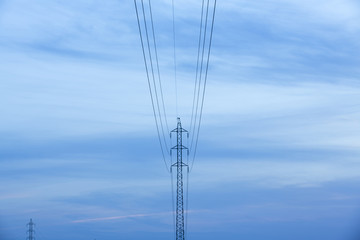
[171,118,188,240]
[27,218,35,240]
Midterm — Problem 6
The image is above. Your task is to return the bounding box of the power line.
[189,0,206,136]
[140,0,170,153]
[134,0,170,171]
[190,0,209,152]
[190,0,217,171]
[190,0,211,152]
[134,0,217,171]
[172,0,178,117]
[148,0,170,135]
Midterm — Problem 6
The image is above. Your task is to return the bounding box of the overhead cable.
[190,0,217,172]
[140,0,170,153]
[172,0,178,117]
[190,0,210,153]
[134,0,170,171]
[189,0,206,137]
[148,0,170,135]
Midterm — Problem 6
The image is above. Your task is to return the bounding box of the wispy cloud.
[0,193,30,200]
[72,213,160,223]
[193,158,360,188]
[72,209,202,223]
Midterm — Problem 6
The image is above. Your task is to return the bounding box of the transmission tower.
[171,118,188,240]
[27,218,35,240]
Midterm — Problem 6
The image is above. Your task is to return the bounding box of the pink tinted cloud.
[72,212,168,223]
[72,210,203,223]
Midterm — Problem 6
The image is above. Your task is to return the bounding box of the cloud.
[72,212,169,223]
[0,193,30,200]
[220,0,360,31]
[1,1,360,239]
[71,209,205,223]
[191,157,360,188]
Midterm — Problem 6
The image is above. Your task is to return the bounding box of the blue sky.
[1,0,360,239]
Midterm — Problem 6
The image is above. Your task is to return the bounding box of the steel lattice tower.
[27,218,35,240]
[171,118,188,240]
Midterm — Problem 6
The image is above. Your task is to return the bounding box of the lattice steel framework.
[171,118,188,240]
[27,218,35,240]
